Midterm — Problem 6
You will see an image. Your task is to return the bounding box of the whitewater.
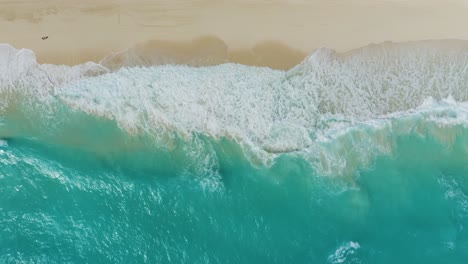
[1,40,468,263]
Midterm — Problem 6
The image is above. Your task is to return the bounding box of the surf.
[1,40,468,263]
[1,40,468,176]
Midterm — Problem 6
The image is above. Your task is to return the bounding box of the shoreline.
[98,36,308,70]
[2,38,468,72]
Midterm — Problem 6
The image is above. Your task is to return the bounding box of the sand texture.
[1,0,467,69]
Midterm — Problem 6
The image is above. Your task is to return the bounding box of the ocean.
[1,40,468,263]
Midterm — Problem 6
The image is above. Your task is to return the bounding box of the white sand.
[1,0,467,68]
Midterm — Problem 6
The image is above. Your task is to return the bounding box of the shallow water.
[1,40,468,263]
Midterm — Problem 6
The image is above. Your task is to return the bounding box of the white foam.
[1,41,468,176]
[0,44,108,104]
[327,241,361,264]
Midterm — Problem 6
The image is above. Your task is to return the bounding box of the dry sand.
[1,0,467,69]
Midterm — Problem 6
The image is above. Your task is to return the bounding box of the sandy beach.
[1,0,467,69]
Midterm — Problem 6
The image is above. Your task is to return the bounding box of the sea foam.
[1,40,468,176]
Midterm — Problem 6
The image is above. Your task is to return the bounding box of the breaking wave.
[1,40,468,176]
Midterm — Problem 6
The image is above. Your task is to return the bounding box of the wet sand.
[1,0,467,69]
[99,36,307,70]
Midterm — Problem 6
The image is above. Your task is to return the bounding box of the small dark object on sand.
[42,36,49,40]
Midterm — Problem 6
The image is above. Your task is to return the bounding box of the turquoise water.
[1,41,468,263]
